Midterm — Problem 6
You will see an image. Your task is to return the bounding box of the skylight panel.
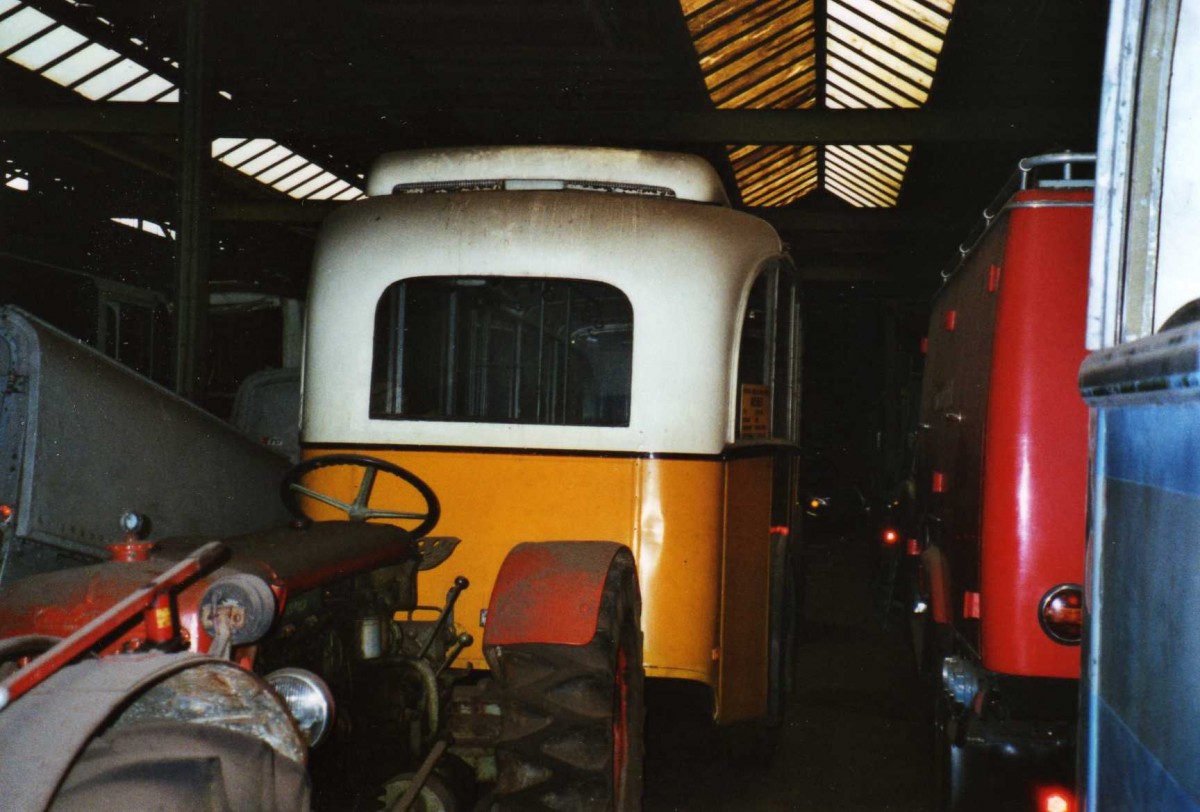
[40,41,121,86]
[827,40,928,103]
[5,170,29,191]
[825,61,907,108]
[211,137,247,158]
[218,138,277,168]
[820,0,950,207]
[827,20,931,89]
[75,57,148,99]
[687,0,818,112]
[825,144,912,207]
[109,72,172,102]
[307,180,351,200]
[111,217,172,238]
[287,171,340,199]
[273,164,322,194]
[826,3,938,72]
[210,139,365,199]
[875,0,951,34]
[8,25,85,70]
[730,144,819,207]
[2,2,372,204]
[838,0,945,53]
[238,145,293,176]
[0,6,53,53]
[254,155,309,185]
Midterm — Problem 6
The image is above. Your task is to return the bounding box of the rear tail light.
[1036,785,1075,812]
[881,528,899,545]
[1039,584,1083,645]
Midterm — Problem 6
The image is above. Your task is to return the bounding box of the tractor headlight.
[266,668,335,747]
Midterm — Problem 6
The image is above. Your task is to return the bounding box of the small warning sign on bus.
[740,383,770,439]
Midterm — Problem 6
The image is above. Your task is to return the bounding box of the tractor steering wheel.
[281,454,440,539]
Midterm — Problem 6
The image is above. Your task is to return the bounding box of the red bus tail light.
[1039,584,1083,645]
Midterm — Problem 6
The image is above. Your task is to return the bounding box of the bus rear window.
[371,277,633,426]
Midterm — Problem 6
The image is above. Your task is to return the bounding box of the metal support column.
[174,0,211,401]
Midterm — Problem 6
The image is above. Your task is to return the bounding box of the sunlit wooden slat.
[827,39,928,103]
[827,2,938,72]
[824,174,879,208]
[739,149,818,190]
[708,35,815,102]
[826,164,897,206]
[837,0,945,54]
[718,59,816,108]
[842,143,908,177]
[827,20,933,89]
[826,150,901,196]
[828,54,921,107]
[694,0,811,58]
[876,0,952,34]
[828,146,904,192]
[827,70,891,108]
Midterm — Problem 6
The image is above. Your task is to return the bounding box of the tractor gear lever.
[417,576,469,660]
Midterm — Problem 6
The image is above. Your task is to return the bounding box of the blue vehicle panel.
[1080,323,1200,810]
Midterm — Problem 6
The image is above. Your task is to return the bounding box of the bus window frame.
[731,257,801,449]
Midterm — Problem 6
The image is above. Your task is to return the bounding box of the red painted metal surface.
[979,189,1091,678]
[0,523,419,664]
[108,539,156,562]
[0,542,224,708]
[963,591,981,620]
[921,547,952,625]
[144,592,176,646]
[483,541,623,647]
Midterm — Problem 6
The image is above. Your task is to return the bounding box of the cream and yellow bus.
[294,146,800,806]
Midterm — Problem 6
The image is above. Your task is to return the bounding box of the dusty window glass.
[371,277,633,426]
[735,264,798,441]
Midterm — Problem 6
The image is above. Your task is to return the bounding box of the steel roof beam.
[1,104,1097,144]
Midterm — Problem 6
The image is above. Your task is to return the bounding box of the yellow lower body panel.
[299,446,773,722]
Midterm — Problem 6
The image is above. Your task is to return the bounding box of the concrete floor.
[643,530,933,812]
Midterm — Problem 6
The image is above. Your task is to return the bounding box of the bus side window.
[736,262,798,442]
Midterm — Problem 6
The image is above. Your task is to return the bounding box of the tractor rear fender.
[0,652,305,811]
[483,541,632,647]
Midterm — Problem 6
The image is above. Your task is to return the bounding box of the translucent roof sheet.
[730,144,818,207]
[211,137,366,201]
[685,0,818,110]
[682,0,956,207]
[1,2,364,201]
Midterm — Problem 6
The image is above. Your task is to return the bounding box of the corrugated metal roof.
[683,0,955,208]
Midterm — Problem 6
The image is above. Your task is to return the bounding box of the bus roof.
[366,146,731,206]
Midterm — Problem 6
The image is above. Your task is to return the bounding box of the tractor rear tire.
[490,549,644,812]
[50,720,310,812]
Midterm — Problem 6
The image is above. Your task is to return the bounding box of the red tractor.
[0,459,639,811]
[0,306,638,810]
